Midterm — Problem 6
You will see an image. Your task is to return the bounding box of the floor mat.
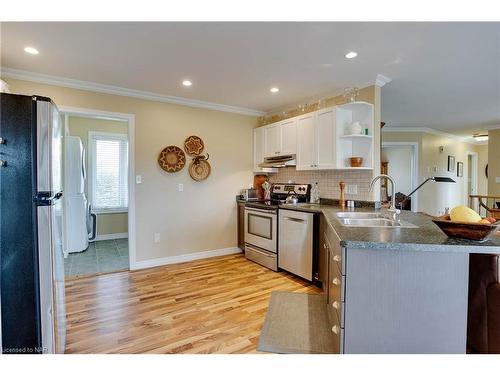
[257,291,335,354]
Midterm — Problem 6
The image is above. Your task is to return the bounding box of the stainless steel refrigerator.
[0,93,66,354]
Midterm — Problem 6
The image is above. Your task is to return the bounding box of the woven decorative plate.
[189,157,211,181]
[184,135,205,156]
[158,146,186,173]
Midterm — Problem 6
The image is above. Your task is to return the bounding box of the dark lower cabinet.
[237,201,245,250]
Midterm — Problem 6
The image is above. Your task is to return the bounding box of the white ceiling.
[1,22,499,132]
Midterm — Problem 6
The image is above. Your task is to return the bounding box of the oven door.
[244,207,277,253]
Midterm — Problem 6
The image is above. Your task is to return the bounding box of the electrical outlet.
[154,233,160,243]
[178,183,184,192]
[496,177,500,184]
[346,184,358,195]
[136,175,142,184]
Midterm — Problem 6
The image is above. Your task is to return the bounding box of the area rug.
[257,291,335,354]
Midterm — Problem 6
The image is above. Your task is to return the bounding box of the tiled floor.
[64,239,129,278]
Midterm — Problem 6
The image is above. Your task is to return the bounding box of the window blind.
[90,132,128,212]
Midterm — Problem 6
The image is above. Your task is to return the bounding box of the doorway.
[59,107,135,277]
[381,142,419,212]
[467,151,479,211]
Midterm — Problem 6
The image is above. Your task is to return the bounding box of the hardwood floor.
[64,253,321,353]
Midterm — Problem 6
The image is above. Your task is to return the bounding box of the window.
[89,131,128,213]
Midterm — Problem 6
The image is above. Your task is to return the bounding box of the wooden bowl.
[432,215,500,242]
[349,157,364,168]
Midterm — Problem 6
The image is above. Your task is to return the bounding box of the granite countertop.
[279,203,500,254]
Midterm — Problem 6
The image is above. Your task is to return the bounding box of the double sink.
[336,212,418,228]
[281,202,418,228]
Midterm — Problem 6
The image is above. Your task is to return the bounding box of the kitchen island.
[279,203,500,354]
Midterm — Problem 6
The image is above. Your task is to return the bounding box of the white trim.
[59,106,136,272]
[382,126,481,145]
[1,67,265,117]
[382,142,420,213]
[131,247,242,271]
[92,232,128,242]
[375,74,392,87]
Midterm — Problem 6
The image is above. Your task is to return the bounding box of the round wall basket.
[158,145,186,173]
[189,155,211,181]
[184,135,205,156]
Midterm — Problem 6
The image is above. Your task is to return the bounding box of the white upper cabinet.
[280,119,297,155]
[264,119,297,157]
[315,107,336,169]
[264,124,281,157]
[296,108,336,170]
[254,102,374,171]
[296,113,316,170]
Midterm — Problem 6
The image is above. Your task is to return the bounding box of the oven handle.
[245,207,277,215]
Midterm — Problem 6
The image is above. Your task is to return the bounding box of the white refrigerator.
[63,136,89,254]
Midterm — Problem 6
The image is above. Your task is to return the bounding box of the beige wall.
[5,78,257,263]
[268,85,382,202]
[67,115,128,236]
[383,131,484,215]
[488,129,500,197]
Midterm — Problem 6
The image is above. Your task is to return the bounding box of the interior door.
[296,113,316,170]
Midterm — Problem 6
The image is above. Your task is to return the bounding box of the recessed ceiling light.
[24,46,39,55]
[182,80,192,87]
[473,134,488,142]
[345,51,358,59]
[270,87,279,93]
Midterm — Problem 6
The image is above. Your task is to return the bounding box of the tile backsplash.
[267,167,375,201]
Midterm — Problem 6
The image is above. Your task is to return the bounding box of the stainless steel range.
[244,183,311,271]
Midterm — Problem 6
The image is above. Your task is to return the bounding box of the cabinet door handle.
[332,277,340,286]
[332,301,340,310]
[331,325,340,335]
[333,255,341,263]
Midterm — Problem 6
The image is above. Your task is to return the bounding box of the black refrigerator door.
[0,93,42,353]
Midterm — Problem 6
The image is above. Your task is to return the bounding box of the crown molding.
[485,124,500,130]
[375,74,392,87]
[382,126,484,145]
[0,67,265,117]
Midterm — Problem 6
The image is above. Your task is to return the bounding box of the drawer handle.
[332,301,340,310]
[333,255,341,262]
[331,325,340,335]
[332,277,340,286]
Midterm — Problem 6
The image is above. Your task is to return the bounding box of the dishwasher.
[278,209,318,282]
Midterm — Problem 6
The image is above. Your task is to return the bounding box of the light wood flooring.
[64,253,320,353]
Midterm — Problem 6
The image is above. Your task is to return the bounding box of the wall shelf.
[335,101,374,169]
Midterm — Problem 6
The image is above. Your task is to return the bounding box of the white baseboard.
[92,232,128,241]
[130,247,242,270]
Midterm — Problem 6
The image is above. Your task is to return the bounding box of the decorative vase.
[348,121,362,135]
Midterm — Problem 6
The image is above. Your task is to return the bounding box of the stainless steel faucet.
[369,174,401,220]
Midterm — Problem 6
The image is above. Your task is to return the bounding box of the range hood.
[258,154,296,168]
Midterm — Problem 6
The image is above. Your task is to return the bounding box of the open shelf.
[339,134,373,140]
[335,101,374,169]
